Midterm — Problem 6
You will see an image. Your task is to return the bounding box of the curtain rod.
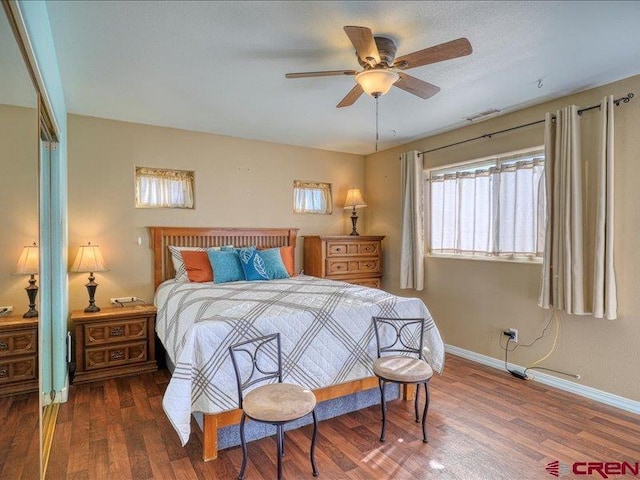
[414,92,634,157]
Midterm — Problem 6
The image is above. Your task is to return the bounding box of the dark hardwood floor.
[46,355,640,479]
[0,391,40,480]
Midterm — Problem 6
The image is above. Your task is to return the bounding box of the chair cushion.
[373,355,433,383]
[243,383,317,423]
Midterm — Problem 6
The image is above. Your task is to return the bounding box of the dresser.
[303,235,385,288]
[72,305,157,384]
[0,315,38,397]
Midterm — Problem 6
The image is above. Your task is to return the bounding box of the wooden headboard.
[149,227,299,288]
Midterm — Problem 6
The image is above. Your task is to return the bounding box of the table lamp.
[13,242,39,318]
[343,188,367,236]
[71,242,108,312]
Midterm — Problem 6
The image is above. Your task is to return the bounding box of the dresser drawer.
[327,241,380,257]
[0,356,37,384]
[84,318,148,346]
[0,330,37,358]
[85,341,148,370]
[348,278,381,288]
[327,258,380,276]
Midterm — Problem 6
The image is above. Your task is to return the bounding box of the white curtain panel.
[592,96,617,320]
[539,97,617,319]
[539,105,585,314]
[400,151,425,290]
[136,172,194,208]
[430,158,545,257]
[293,181,332,214]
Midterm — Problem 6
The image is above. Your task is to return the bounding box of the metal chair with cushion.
[372,316,433,443]
[229,333,319,480]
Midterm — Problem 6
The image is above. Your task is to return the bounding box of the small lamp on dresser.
[71,242,108,313]
[344,187,367,236]
[13,242,39,318]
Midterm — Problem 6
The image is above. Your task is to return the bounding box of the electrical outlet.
[110,297,138,305]
[0,305,13,315]
[509,328,518,343]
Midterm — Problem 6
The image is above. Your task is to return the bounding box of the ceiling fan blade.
[285,70,357,79]
[394,72,441,99]
[344,26,381,65]
[337,84,364,108]
[394,38,472,70]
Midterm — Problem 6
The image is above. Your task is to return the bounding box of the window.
[426,148,545,260]
[135,167,194,208]
[293,180,332,214]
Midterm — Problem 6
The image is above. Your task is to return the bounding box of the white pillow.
[168,245,233,282]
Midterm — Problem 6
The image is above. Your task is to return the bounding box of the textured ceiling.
[46,1,640,155]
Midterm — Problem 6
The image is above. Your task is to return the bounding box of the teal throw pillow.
[208,249,245,283]
[259,248,290,280]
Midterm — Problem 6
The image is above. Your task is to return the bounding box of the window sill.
[426,253,543,265]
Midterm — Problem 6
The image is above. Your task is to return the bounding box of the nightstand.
[71,305,157,384]
[0,315,38,397]
[303,235,385,288]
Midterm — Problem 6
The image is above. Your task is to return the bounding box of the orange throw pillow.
[181,250,213,282]
[279,246,296,277]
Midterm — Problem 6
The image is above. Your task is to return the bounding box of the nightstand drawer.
[326,241,379,257]
[326,258,380,275]
[84,318,148,346]
[0,330,37,358]
[85,341,148,370]
[0,356,37,384]
[72,306,157,384]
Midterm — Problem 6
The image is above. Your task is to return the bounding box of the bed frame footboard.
[200,376,384,461]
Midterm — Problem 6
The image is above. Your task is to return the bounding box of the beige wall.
[67,114,365,312]
[365,74,640,401]
[0,104,38,313]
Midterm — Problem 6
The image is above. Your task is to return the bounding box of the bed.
[150,226,444,461]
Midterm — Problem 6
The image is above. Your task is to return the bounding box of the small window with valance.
[135,167,195,209]
[293,180,333,214]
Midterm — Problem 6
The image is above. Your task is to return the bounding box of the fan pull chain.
[375,95,379,152]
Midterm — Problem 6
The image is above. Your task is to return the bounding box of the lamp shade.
[70,242,108,273]
[355,69,399,97]
[14,242,39,275]
[343,188,367,209]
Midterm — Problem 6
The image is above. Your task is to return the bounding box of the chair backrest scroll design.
[372,317,425,359]
[228,333,283,408]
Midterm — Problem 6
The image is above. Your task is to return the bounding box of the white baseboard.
[54,385,68,403]
[445,344,640,416]
[42,374,70,405]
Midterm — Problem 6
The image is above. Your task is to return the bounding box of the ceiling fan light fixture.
[355,69,399,97]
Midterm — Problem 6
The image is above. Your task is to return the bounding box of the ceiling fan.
[285,26,472,108]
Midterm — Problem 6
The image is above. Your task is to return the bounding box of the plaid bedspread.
[155,275,444,445]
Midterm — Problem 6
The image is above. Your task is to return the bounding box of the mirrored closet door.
[0,5,41,479]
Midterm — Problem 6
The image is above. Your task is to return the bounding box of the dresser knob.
[0,342,7,350]
[110,327,124,337]
[111,350,125,360]
[0,367,7,377]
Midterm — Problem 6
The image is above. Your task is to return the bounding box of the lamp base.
[84,274,101,313]
[23,308,38,318]
[23,275,38,318]
[350,209,360,236]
